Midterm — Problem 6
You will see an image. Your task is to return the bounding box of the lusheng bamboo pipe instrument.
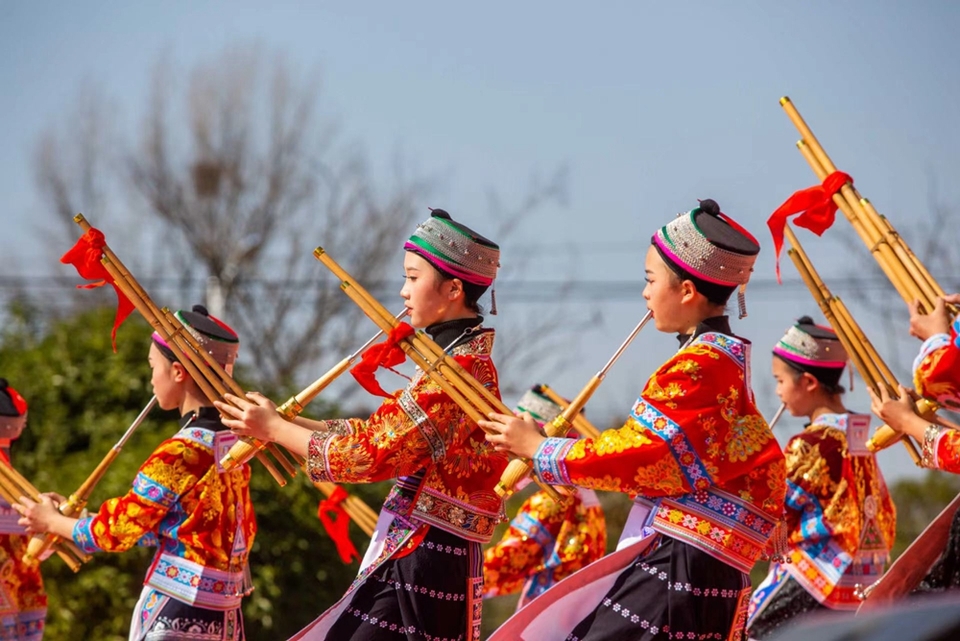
[0,460,90,571]
[270,324,406,538]
[496,311,654,498]
[767,403,786,431]
[535,384,601,440]
[311,247,569,504]
[72,214,297,486]
[23,396,158,564]
[779,96,956,317]
[783,225,923,463]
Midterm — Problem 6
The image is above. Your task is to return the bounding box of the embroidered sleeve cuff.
[72,517,102,554]
[933,427,957,471]
[307,430,337,483]
[132,472,179,509]
[318,419,354,437]
[914,333,950,376]
[533,437,575,486]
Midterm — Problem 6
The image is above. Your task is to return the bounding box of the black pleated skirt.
[326,526,480,641]
[565,536,752,641]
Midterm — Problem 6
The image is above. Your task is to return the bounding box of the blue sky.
[2,1,959,479]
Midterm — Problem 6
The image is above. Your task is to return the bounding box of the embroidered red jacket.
[307,330,508,542]
[483,487,606,608]
[0,450,47,639]
[73,410,256,609]
[533,331,786,573]
[755,414,896,611]
[913,320,960,473]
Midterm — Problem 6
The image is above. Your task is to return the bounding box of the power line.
[0,274,947,302]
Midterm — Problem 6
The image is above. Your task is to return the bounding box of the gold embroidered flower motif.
[416,495,435,512]
[666,358,702,381]
[448,506,468,526]
[633,456,687,494]
[724,414,771,463]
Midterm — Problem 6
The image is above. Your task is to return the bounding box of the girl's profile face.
[148,342,181,411]
[400,252,456,329]
[643,245,686,333]
[772,355,818,418]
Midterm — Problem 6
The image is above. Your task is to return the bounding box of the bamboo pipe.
[536,384,601,440]
[0,463,89,571]
[783,227,923,463]
[767,403,786,431]
[74,214,294,482]
[781,99,952,314]
[24,396,158,564]
[861,198,946,304]
[276,319,398,421]
[312,248,568,503]
[336,280,566,504]
[496,311,653,498]
[791,140,920,306]
[315,249,513,422]
[100,265,286,485]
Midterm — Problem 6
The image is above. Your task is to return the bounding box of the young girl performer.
[0,380,47,641]
[17,307,255,641]
[481,199,785,641]
[746,318,896,639]
[483,386,606,610]
[217,209,507,641]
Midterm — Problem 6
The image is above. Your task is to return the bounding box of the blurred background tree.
[8,41,576,641]
[2,302,388,639]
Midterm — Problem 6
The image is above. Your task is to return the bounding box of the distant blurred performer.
[0,379,47,641]
[17,307,255,641]
[483,387,606,610]
[747,318,896,639]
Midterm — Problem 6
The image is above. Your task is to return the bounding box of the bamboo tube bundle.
[70,214,298,486]
[496,311,653,498]
[779,96,955,317]
[535,384,601,440]
[270,325,401,537]
[288,451,378,538]
[23,396,158,565]
[310,247,571,504]
[0,460,90,572]
[783,225,924,463]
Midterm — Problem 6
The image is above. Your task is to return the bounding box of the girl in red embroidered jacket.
[480,199,786,641]
[218,209,508,641]
[0,380,47,641]
[17,307,255,641]
[747,318,896,640]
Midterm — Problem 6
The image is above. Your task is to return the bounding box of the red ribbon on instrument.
[767,171,852,282]
[350,322,416,397]
[316,485,361,565]
[60,228,135,352]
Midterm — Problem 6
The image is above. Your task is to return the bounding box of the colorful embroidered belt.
[651,487,778,574]
[785,546,886,610]
[145,552,249,610]
[382,484,501,543]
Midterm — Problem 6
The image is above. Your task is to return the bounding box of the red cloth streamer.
[317,485,361,565]
[60,228,135,352]
[767,171,852,282]
[350,322,416,397]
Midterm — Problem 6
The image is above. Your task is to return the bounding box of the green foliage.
[1,303,389,640]
[888,470,960,560]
